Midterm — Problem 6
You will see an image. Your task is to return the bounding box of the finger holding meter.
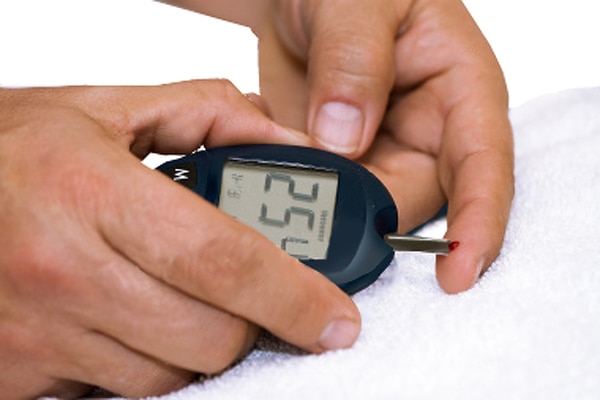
[157,144,449,294]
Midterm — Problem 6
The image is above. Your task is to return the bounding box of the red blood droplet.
[449,241,461,252]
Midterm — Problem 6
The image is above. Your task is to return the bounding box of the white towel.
[86,87,600,400]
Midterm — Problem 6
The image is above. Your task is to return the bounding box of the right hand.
[0,81,360,398]
[255,0,514,294]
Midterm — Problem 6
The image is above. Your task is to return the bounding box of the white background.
[1,0,599,107]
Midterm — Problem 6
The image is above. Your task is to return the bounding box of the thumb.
[301,1,399,157]
[48,80,312,157]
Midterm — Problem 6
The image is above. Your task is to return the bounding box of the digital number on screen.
[218,161,339,259]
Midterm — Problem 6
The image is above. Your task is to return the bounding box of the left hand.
[0,82,360,398]
[255,0,514,294]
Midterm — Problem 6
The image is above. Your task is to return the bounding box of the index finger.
[437,95,514,293]
[436,75,514,294]
[392,0,514,294]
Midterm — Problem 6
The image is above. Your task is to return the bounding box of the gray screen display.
[218,160,339,259]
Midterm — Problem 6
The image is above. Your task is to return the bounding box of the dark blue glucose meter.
[156,145,449,294]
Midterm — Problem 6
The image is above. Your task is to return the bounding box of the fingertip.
[270,122,314,148]
[435,221,492,294]
[243,92,273,117]
[317,316,361,352]
[314,286,362,353]
[434,196,509,294]
[436,251,486,294]
[283,264,362,354]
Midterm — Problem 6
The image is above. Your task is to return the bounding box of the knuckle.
[209,78,241,102]
[320,37,394,92]
[2,242,67,299]
[182,79,245,122]
[0,228,95,315]
[2,230,58,299]
[202,317,254,374]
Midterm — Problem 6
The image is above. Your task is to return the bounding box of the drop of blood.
[449,241,461,252]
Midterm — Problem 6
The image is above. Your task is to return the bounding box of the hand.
[256,0,514,293]
[0,81,360,398]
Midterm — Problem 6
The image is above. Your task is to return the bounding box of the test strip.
[384,234,451,255]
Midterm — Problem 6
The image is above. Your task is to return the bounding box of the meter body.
[157,144,397,294]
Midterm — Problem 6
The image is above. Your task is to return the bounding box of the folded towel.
[86,87,600,400]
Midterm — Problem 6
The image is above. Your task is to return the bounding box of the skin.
[0,82,359,398]
[2,0,514,397]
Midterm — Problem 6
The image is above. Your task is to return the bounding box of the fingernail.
[313,102,364,154]
[473,258,486,285]
[318,319,360,351]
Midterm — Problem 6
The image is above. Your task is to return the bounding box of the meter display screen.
[218,160,339,260]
